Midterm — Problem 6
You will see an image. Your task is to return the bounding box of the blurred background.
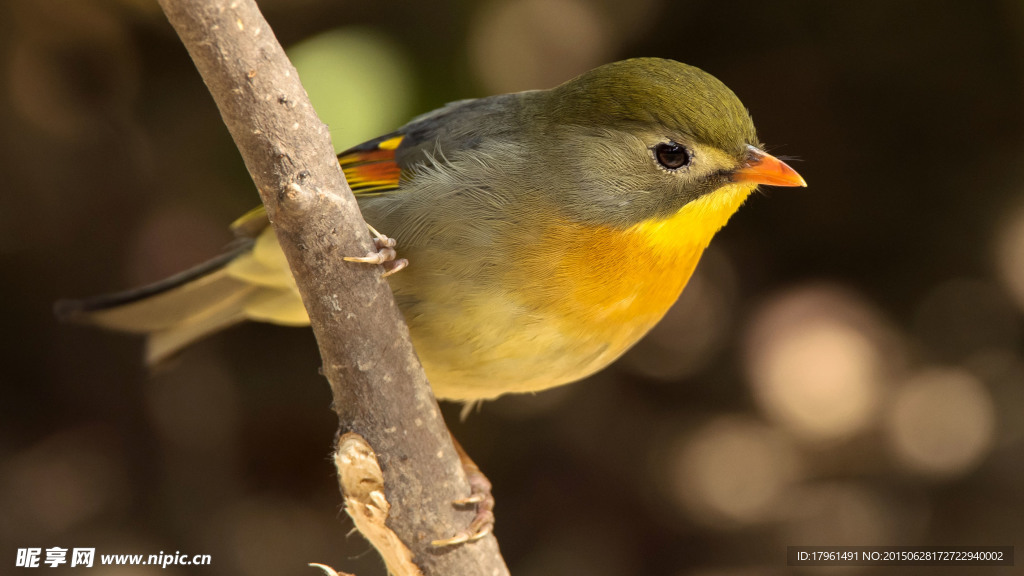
[3,0,1024,574]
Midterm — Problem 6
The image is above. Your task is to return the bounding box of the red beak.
[732,145,807,187]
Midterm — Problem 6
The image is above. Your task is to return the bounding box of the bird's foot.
[343,224,408,277]
[431,439,495,547]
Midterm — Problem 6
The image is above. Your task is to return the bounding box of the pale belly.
[400,287,668,401]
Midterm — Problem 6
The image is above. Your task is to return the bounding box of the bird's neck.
[625,181,756,261]
[536,182,756,329]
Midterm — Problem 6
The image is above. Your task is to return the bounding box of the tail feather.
[144,278,255,365]
[56,240,259,365]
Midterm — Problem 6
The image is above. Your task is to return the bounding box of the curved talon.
[344,247,397,265]
[365,224,396,248]
[431,526,491,548]
[432,533,468,547]
[344,224,406,277]
[381,258,408,278]
[432,437,496,548]
[453,494,486,505]
[433,532,484,547]
[431,491,493,547]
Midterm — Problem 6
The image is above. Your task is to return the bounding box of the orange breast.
[513,183,756,359]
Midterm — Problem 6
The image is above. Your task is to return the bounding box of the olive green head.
[547,58,758,156]
[519,58,765,227]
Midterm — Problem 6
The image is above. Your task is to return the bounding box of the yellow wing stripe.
[377,136,403,150]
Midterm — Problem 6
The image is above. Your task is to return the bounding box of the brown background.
[3,0,1024,574]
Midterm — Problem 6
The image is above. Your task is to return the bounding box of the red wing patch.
[338,135,404,195]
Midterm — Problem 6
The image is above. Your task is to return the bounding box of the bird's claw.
[453,494,486,506]
[430,495,494,547]
[343,224,408,277]
[431,525,491,547]
[431,442,496,548]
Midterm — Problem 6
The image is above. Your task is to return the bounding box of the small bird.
[58,57,805,545]
[59,58,804,401]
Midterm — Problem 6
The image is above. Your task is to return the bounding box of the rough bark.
[155,1,509,574]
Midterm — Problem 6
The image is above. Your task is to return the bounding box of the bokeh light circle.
[744,286,895,443]
[668,417,801,527]
[885,368,996,476]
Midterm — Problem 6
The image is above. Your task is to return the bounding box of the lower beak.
[732,145,807,187]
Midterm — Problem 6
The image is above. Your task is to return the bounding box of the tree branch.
[155,1,509,574]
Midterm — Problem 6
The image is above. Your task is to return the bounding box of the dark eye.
[654,142,691,170]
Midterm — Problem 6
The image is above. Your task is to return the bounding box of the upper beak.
[731,145,807,187]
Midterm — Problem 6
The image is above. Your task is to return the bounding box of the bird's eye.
[654,142,691,170]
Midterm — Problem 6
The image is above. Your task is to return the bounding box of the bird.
[58,58,804,402]
[57,57,804,542]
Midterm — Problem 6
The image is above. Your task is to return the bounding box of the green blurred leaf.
[289,28,414,151]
